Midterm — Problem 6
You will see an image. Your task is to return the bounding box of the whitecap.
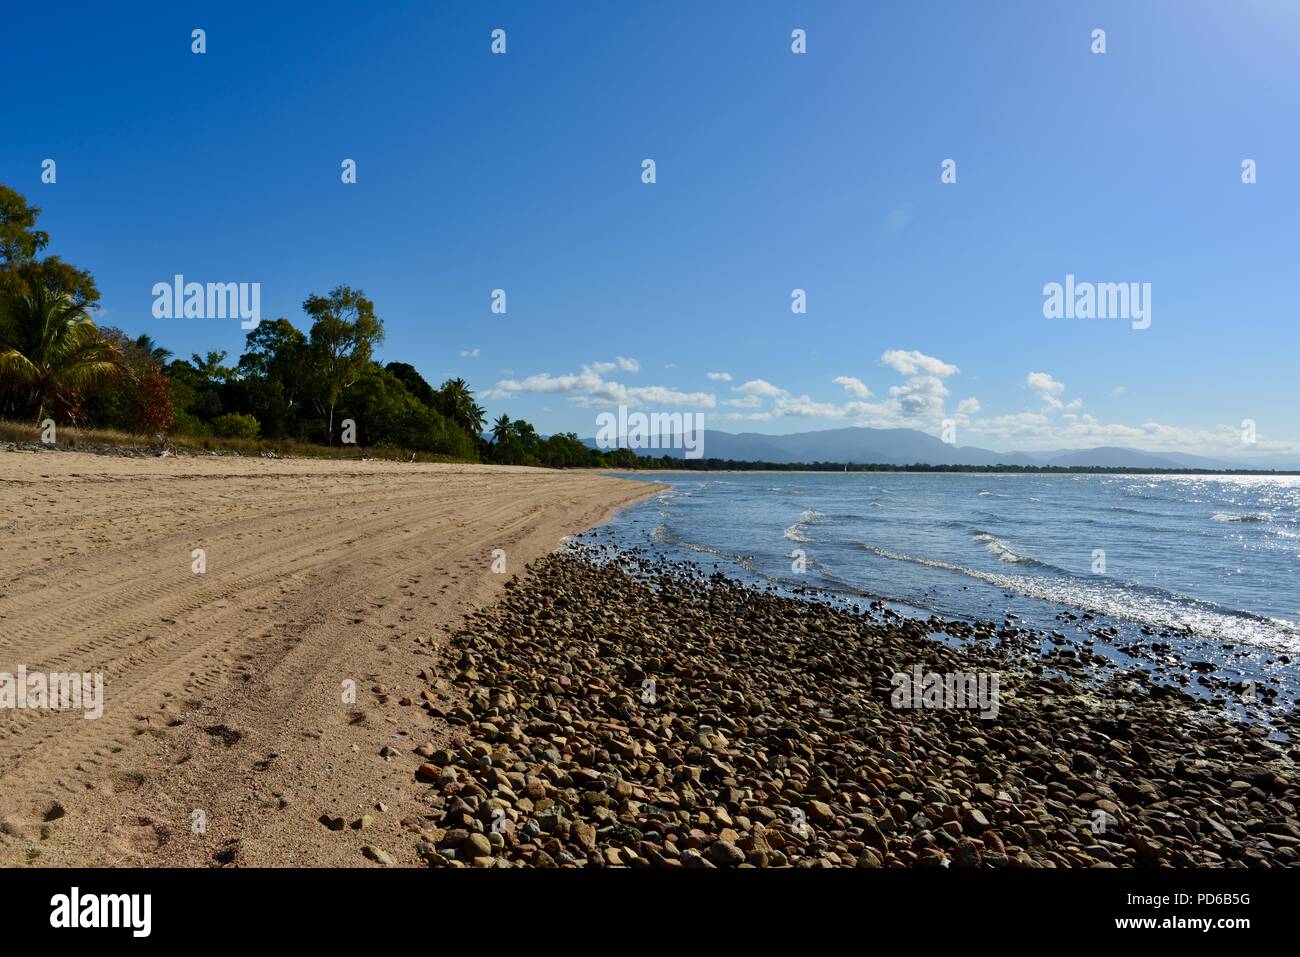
[783,523,812,543]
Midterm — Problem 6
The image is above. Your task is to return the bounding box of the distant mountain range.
[582,426,1300,470]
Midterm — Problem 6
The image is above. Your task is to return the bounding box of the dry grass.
[0,419,473,464]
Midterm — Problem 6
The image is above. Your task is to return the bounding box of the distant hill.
[582,426,1300,470]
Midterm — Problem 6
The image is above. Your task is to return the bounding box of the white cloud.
[491,361,713,409]
[1026,371,1067,410]
[873,351,961,419]
[889,375,949,417]
[967,412,1053,440]
[569,351,1300,457]
[1026,371,1065,396]
[773,395,850,418]
[962,413,1300,455]
[715,350,962,428]
[734,379,789,398]
[459,348,480,358]
[1025,372,1084,412]
[1111,386,1127,396]
[497,368,606,394]
[589,356,640,375]
[591,384,715,408]
[833,375,872,398]
[882,350,959,378]
[486,348,1298,456]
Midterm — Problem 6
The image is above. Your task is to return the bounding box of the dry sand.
[0,449,658,866]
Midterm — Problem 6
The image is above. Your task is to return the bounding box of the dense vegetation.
[0,184,610,468]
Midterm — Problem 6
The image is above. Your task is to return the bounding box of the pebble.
[387,551,1300,869]
[362,845,395,866]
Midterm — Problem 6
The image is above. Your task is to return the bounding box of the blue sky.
[4,0,1298,455]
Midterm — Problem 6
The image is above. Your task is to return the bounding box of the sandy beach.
[0,448,658,866]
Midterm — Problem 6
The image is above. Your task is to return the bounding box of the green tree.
[80,326,178,431]
[162,351,235,423]
[210,412,261,439]
[239,319,306,387]
[434,377,486,437]
[0,184,47,264]
[0,287,120,423]
[235,318,309,438]
[514,419,540,456]
[385,362,437,407]
[0,184,99,309]
[133,334,172,365]
[540,432,591,468]
[189,350,234,385]
[490,414,515,445]
[340,367,477,458]
[303,286,384,443]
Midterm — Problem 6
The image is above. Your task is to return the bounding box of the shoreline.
[4,449,1296,869]
[608,467,1300,476]
[391,547,1300,868]
[594,473,1300,719]
[6,440,1293,478]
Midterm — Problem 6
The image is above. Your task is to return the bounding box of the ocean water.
[591,471,1300,702]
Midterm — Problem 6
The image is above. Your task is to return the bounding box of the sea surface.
[590,471,1300,706]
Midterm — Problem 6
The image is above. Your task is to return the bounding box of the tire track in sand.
[0,452,657,866]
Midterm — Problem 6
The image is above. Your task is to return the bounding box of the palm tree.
[0,287,120,423]
[439,378,486,436]
[490,414,515,445]
[133,333,172,365]
[466,399,486,437]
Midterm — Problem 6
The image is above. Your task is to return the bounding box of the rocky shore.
[396,550,1300,868]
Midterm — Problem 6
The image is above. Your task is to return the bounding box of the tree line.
[0,184,627,468]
